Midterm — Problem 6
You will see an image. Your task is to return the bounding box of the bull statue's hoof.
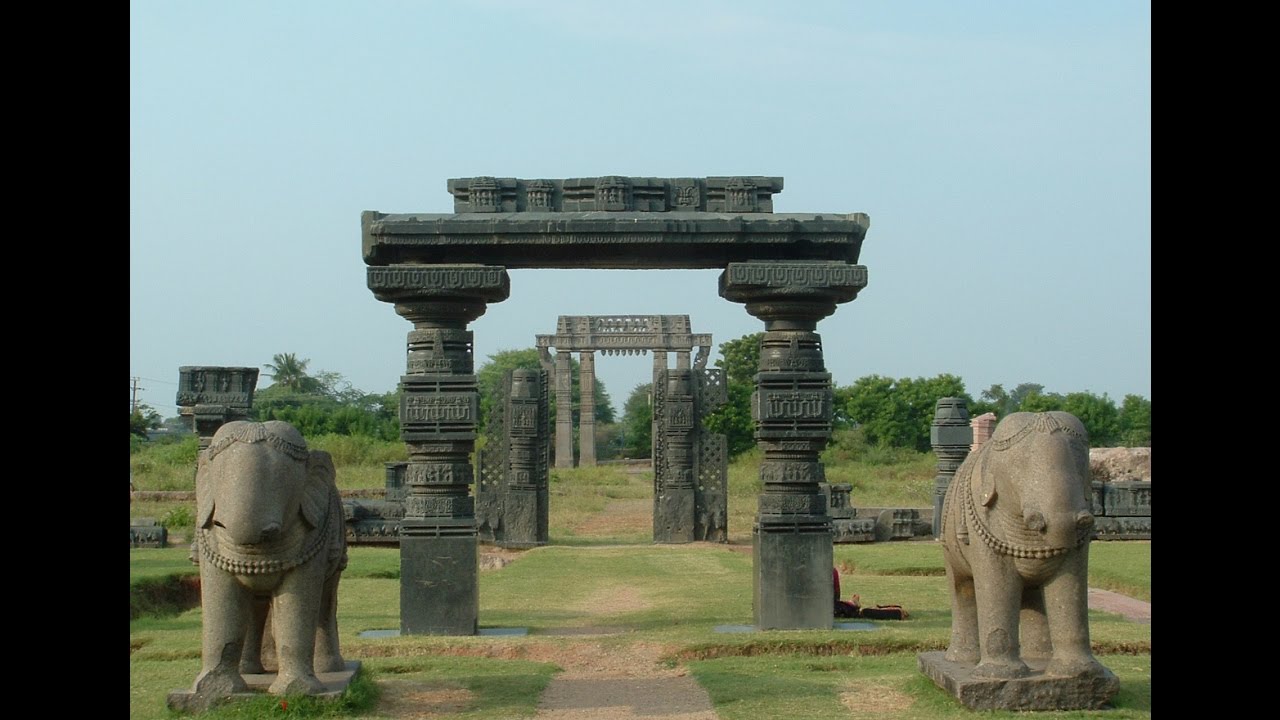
[972,660,1030,680]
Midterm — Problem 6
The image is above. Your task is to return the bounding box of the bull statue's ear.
[301,450,336,529]
[195,449,215,529]
[973,451,997,507]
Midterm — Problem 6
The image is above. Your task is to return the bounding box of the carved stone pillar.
[653,369,697,542]
[368,264,509,635]
[504,369,550,546]
[931,397,972,540]
[675,351,691,370]
[651,350,668,462]
[555,350,574,468]
[579,351,596,467]
[719,261,867,630]
[652,350,668,379]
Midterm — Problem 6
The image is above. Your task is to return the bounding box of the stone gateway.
[364,176,869,632]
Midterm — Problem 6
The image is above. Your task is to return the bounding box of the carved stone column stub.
[719,261,868,630]
[477,368,550,547]
[367,264,509,636]
[930,397,972,540]
[652,364,729,543]
[175,366,260,449]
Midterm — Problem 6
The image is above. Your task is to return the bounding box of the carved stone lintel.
[446,176,784,214]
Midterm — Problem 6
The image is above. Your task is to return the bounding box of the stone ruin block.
[820,483,854,520]
[176,366,260,447]
[342,462,406,545]
[1103,481,1151,517]
[822,483,877,543]
[1089,481,1106,516]
[130,518,168,548]
[874,508,920,541]
[1087,479,1151,540]
[831,517,876,543]
[1093,516,1152,540]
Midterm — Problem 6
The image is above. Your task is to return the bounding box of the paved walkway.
[1088,587,1151,623]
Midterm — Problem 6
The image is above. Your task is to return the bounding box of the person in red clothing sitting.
[833,567,909,620]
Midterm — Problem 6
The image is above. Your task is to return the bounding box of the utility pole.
[130,377,144,414]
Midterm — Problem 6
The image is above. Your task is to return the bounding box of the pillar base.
[654,488,696,544]
[752,519,833,630]
[400,527,478,635]
[500,489,548,547]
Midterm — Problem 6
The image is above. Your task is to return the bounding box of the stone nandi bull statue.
[186,420,348,700]
[924,411,1119,710]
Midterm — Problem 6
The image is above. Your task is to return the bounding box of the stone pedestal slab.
[917,652,1119,711]
[167,661,362,712]
[400,530,479,635]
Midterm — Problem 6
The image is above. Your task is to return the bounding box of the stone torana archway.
[363,175,869,635]
[536,314,711,468]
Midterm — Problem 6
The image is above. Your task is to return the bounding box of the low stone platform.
[166,660,362,712]
[917,652,1119,711]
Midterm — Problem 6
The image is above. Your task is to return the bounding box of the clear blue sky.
[130,1,1150,419]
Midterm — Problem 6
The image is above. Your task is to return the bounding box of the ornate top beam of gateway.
[535,315,711,354]
[362,176,869,269]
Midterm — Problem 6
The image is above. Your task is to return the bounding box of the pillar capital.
[719,261,867,329]
[368,265,510,326]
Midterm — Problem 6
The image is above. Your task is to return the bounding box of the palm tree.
[263,352,313,392]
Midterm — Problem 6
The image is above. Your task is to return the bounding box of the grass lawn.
[131,459,1150,719]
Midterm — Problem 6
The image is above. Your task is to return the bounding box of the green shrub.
[149,435,200,467]
[307,434,407,466]
[161,505,195,530]
[821,427,870,464]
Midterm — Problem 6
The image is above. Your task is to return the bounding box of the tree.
[1017,390,1064,413]
[620,383,653,458]
[1061,391,1121,447]
[703,332,763,458]
[974,382,1045,418]
[1013,389,1122,447]
[839,374,971,451]
[476,349,545,431]
[129,404,162,438]
[1118,394,1151,446]
[717,332,764,386]
[253,367,399,441]
[263,352,321,393]
[473,348,615,432]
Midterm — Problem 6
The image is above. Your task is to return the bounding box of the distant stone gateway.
[363,176,869,633]
[536,314,711,468]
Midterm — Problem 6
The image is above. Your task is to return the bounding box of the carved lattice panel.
[475,370,510,541]
[696,433,728,542]
[697,368,727,412]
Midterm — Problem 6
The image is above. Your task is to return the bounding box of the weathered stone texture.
[1089,447,1151,482]
[918,652,1119,711]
